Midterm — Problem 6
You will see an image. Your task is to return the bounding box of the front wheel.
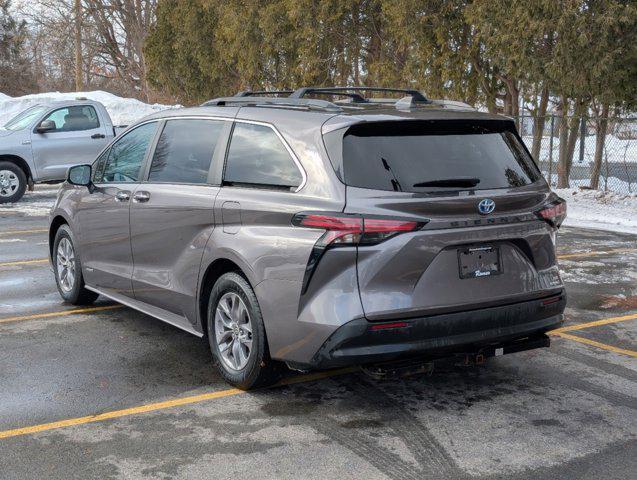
[207,272,281,390]
[53,225,99,305]
[0,161,27,204]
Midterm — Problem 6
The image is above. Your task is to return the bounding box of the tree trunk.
[565,100,586,173]
[530,85,550,161]
[590,103,610,190]
[74,0,82,91]
[557,97,570,188]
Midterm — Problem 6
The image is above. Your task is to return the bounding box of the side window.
[41,105,100,132]
[224,123,303,189]
[148,119,224,184]
[99,122,157,183]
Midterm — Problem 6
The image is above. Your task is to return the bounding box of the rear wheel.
[207,272,281,390]
[53,225,99,305]
[0,161,27,204]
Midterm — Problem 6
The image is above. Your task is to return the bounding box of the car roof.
[139,100,510,132]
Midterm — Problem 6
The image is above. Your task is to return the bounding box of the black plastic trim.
[307,293,566,369]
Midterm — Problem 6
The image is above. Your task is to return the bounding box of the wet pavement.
[0,187,635,480]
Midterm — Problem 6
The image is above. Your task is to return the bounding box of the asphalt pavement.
[0,186,635,480]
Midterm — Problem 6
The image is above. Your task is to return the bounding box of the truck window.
[41,105,100,132]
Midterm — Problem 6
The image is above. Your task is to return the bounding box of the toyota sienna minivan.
[49,87,566,389]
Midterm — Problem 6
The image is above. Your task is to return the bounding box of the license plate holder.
[458,245,501,279]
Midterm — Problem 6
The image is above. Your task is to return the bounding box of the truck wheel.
[207,272,282,390]
[0,161,27,204]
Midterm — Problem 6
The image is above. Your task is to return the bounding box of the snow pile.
[555,187,637,234]
[0,90,179,126]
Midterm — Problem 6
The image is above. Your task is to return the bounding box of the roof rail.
[290,86,429,103]
[234,90,294,97]
[201,96,342,112]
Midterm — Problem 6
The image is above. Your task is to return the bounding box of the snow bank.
[0,90,179,126]
[556,188,637,234]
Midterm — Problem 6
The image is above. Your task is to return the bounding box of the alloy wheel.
[56,238,76,293]
[214,292,253,370]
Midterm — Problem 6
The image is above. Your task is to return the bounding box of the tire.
[207,272,281,390]
[0,161,27,204]
[52,225,99,305]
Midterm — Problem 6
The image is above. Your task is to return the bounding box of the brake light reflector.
[369,321,409,331]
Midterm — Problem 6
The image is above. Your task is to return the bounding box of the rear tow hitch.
[360,358,435,380]
[360,333,551,380]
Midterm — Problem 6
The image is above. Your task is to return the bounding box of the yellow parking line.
[0,228,48,237]
[0,388,243,440]
[0,258,48,267]
[0,305,123,324]
[557,248,637,260]
[554,332,637,358]
[550,313,637,334]
[0,367,356,440]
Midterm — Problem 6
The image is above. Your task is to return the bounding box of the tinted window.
[148,119,224,184]
[98,122,157,183]
[327,120,542,192]
[41,105,100,132]
[224,123,302,189]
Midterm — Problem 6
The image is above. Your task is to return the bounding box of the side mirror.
[67,164,92,187]
[36,119,56,133]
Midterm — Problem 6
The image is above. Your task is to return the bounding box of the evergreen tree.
[0,0,35,96]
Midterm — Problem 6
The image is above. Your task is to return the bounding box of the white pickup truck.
[0,98,125,203]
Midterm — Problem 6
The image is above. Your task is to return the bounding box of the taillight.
[293,213,423,247]
[293,212,426,294]
[536,199,566,228]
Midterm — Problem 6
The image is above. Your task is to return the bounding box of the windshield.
[325,120,543,193]
[3,105,48,131]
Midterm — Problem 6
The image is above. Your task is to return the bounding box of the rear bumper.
[304,292,565,369]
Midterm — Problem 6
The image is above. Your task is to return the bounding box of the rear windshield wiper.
[413,177,480,188]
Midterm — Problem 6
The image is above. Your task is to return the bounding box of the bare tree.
[21,0,157,100]
[83,0,157,100]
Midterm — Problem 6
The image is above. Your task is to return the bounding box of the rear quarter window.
[325,120,543,193]
[223,122,303,190]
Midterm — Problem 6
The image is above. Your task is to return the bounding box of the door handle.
[133,191,150,203]
[115,191,130,202]
[91,133,106,139]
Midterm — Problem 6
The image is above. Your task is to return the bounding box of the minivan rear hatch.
[323,117,563,321]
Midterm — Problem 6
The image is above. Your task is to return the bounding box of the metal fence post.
[579,116,586,163]
[604,148,609,192]
[548,115,555,185]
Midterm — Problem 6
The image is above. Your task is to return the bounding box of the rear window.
[325,120,542,192]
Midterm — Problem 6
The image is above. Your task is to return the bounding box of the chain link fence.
[517,115,636,194]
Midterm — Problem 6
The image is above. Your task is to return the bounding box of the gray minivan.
[49,87,566,389]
